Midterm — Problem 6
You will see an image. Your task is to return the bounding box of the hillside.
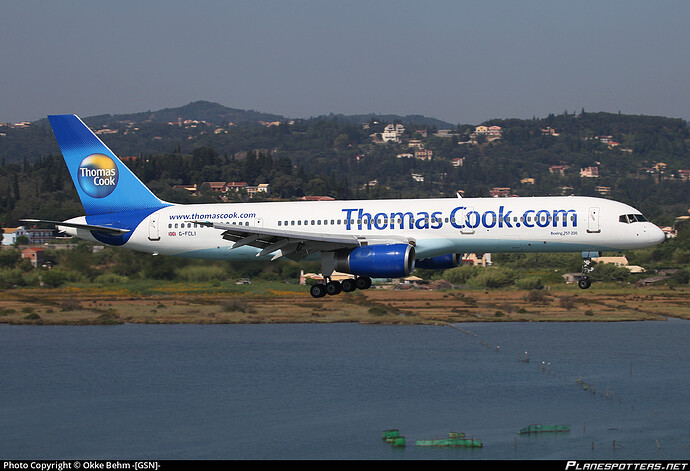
[42,101,287,127]
[0,101,453,166]
[0,104,688,229]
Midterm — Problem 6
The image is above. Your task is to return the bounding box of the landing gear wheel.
[326,280,342,295]
[579,254,595,290]
[310,283,327,298]
[355,276,372,290]
[577,277,591,290]
[341,279,357,292]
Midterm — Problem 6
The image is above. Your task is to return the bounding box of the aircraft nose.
[649,225,666,245]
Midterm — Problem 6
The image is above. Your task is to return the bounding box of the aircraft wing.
[21,219,131,235]
[192,221,415,261]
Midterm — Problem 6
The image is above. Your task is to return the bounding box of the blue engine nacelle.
[334,244,415,278]
[415,253,461,269]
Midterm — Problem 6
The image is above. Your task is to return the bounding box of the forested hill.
[1,101,454,165]
[0,104,688,227]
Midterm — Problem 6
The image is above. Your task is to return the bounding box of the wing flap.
[190,220,415,260]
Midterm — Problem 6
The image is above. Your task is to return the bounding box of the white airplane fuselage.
[61,196,664,260]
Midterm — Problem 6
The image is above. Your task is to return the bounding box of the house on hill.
[21,247,45,267]
[592,255,646,273]
[2,227,28,246]
[580,167,599,178]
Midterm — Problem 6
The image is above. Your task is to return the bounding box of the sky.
[2,0,689,125]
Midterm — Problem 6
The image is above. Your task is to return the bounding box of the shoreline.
[2,282,689,325]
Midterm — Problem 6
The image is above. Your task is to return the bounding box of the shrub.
[589,263,630,282]
[40,268,83,287]
[524,290,550,305]
[442,265,479,284]
[0,249,21,268]
[0,268,25,287]
[515,277,544,290]
[467,268,516,289]
[559,296,576,310]
[176,265,227,282]
[60,299,82,311]
[94,273,130,284]
[220,300,255,313]
[368,306,388,316]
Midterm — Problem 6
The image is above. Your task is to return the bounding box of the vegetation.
[0,103,689,303]
[1,218,689,292]
[1,103,689,227]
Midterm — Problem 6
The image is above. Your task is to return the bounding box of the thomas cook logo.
[77,154,119,198]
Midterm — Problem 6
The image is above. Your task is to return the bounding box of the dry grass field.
[2,282,689,326]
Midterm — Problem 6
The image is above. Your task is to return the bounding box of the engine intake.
[334,244,415,278]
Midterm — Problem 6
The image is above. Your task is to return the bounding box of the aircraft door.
[460,207,475,234]
[148,213,161,241]
[587,207,600,233]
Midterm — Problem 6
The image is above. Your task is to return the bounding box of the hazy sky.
[2,0,689,124]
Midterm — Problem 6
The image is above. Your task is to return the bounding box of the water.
[1,320,689,460]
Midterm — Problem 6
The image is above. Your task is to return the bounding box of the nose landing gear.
[577,276,592,290]
[578,251,599,289]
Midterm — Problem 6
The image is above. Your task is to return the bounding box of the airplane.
[23,114,666,298]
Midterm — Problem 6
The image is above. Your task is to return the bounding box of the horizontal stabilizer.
[21,219,130,235]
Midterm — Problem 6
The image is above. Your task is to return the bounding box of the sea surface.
[1,320,689,460]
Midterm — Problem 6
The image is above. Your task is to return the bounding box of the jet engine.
[415,253,461,269]
[334,244,415,278]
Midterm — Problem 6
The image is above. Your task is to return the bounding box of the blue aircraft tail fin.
[48,114,167,215]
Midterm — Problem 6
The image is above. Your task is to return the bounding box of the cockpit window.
[619,214,648,223]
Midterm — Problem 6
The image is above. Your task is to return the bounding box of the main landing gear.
[309,276,372,298]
